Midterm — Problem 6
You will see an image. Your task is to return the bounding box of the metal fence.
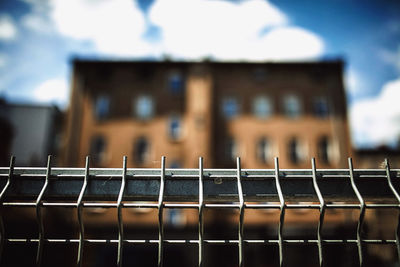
[0,155,399,267]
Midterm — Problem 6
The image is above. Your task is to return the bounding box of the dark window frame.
[252,96,273,119]
[313,96,330,118]
[257,137,272,164]
[89,135,106,166]
[283,94,302,119]
[94,95,110,120]
[133,137,150,165]
[222,97,240,119]
[134,95,154,120]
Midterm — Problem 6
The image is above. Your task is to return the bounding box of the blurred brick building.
[61,59,352,170]
[3,60,397,267]
[56,59,362,266]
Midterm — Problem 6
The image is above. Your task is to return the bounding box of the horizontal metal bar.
[1,181,398,203]
[1,170,399,181]
[1,163,400,203]
[6,238,397,245]
[3,202,400,209]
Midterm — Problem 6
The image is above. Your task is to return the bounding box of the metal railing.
[0,155,399,267]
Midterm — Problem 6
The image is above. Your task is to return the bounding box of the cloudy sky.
[0,0,399,149]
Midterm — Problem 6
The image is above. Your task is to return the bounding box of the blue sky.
[0,0,399,148]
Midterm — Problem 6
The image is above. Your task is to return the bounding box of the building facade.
[5,60,390,267]
[3,61,397,267]
[62,60,352,169]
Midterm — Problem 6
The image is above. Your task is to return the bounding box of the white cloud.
[350,78,400,147]
[49,0,150,56]
[32,78,69,108]
[21,0,324,61]
[0,15,17,41]
[149,0,324,61]
[150,0,287,37]
[22,0,152,56]
[255,27,324,60]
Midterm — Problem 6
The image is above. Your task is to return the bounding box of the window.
[318,136,332,164]
[89,136,106,166]
[169,160,182,168]
[134,96,154,120]
[168,72,184,94]
[222,97,239,119]
[253,67,267,82]
[288,138,304,164]
[133,137,149,164]
[257,138,272,163]
[226,138,238,162]
[94,95,110,120]
[252,96,273,119]
[313,97,329,118]
[169,115,182,141]
[283,95,301,118]
[165,209,186,226]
